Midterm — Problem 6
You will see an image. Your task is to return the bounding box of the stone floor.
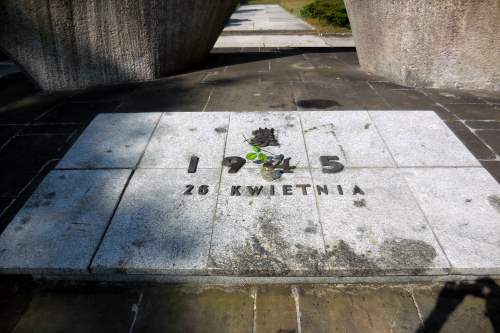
[1,276,499,333]
[216,5,355,49]
[1,110,499,280]
[1,47,500,331]
[223,4,313,32]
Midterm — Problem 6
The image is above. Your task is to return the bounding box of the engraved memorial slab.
[1,111,499,282]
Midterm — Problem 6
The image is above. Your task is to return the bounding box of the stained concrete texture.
[0,0,238,90]
[345,0,500,91]
[3,280,499,333]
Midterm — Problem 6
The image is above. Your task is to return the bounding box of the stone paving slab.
[208,169,324,276]
[57,113,161,169]
[139,112,229,169]
[2,111,500,281]
[313,168,450,276]
[301,111,394,168]
[223,5,312,32]
[403,168,500,275]
[92,169,220,275]
[214,35,354,48]
[0,170,131,274]
[370,111,480,167]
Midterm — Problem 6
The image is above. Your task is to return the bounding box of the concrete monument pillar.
[344,0,500,91]
[0,0,237,91]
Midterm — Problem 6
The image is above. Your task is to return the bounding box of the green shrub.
[300,0,350,27]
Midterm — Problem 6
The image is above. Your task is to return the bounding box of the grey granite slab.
[403,168,500,275]
[91,169,220,274]
[139,112,229,169]
[301,111,394,168]
[208,169,325,276]
[369,111,480,167]
[312,168,450,276]
[57,113,161,169]
[0,170,131,274]
[224,112,308,169]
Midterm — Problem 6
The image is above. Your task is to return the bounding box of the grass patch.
[242,0,351,33]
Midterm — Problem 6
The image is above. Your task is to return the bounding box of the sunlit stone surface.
[1,111,499,281]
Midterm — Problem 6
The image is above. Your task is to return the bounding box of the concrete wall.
[345,0,500,92]
[0,0,237,91]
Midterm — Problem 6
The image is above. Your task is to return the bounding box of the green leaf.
[252,145,261,153]
[246,153,258,160]
[258,153,268,162]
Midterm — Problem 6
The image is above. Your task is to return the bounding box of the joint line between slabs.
[367,110,454,272]
[134,112,165,169]
[87,113,163,272]
[205,112,231,270]
[87,169,136,273]
[297,112,328,255]
[202,88,215,112]
[128,291,144,333]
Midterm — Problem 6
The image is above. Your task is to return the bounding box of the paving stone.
[0,92,72,125]
[444,104,500,121]
[465,120,500,130]
[201,70,261,86]
[255,286,297,333]
[301,67,376,84]
[292,81,384,109]
[92,169,220,275]
[205,82,296,111]
[70,83,140,102]
[0,76,38,108]
[0,159,58,230]
[413,281,499,333]
[12,285,139,333]
[57,113,161,169]
[20,124,82,135]
[475,130,500,155]
[299,285,422,333]
[36,101,121,124]
[208,169,324,276]
[370,83,437,109]
[0,169,131,274]
[0,134,69,172]
[313,168,450,276]
[118,82,213,112]
[423,89,484,104]
[134,285,254,333]
[223,5,312,32]
[0,125,22,148]
[0,171,37,198]
[140,112,229,169]
[370,111,480,167]
[0,198,12,215]
[0,275,34,333]
[445,121,496,160]
[403,168,500,275]
[301,111,394,168]
[482,161,500,184]
[224,112,307,169]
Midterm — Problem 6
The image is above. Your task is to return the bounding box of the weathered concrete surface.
[0,0,237,91]
[344,0,500,92]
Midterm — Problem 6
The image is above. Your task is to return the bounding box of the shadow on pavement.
[417,278,500,333]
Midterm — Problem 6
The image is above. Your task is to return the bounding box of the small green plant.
[300,0,350,27]
[246,145,269,163]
